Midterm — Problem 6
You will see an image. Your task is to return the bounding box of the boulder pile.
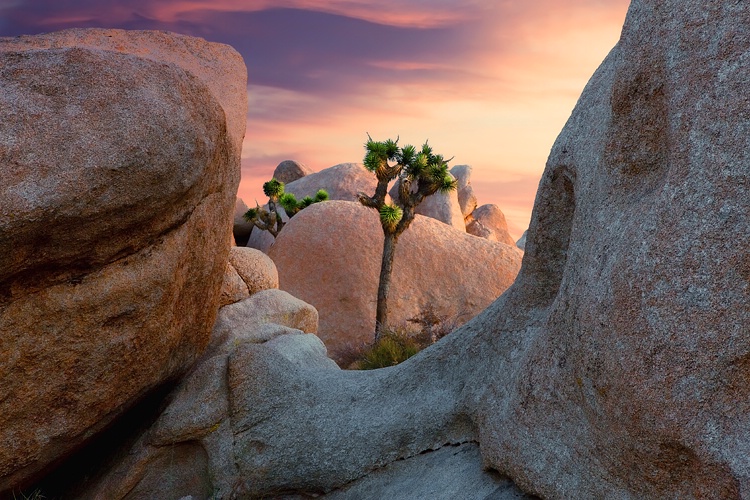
[268,200,522,360]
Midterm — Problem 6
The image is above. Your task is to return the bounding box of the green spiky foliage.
[379,204,402,232]
[244,178,328,238]
[278,189,329,217]
[357,134,457,342]
[263,178,284,198]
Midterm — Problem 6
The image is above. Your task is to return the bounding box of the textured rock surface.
[273,159,314,185]
[285,162,382,203]
[516,230,527,251]
[247,163,387,254]
[228,246,279,295]
[450,164,478,221]
[269,200,522,359]
[245,224,278,254]
[218,263,249,307]
[472,1,750,496]
[0,28,245,492]
[389,175,465,230]
[232,198,254,246]
[466,204,516,246]
[78,303,336,500]
[326,443,537,500]
[210,289,319,354]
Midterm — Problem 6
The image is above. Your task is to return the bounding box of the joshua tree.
[357,135,456,341]
[244,178,328,238]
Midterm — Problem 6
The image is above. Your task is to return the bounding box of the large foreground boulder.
[268,200,522,360]
[0,28,246,492]
[77,292,329,500]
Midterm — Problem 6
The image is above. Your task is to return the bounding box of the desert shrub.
[344,306,469,369]
[357,327,422,370]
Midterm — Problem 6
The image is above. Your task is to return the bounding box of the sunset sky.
[0,0,631,234]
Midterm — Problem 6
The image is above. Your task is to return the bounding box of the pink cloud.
[238,0,631,232]
[145,0,490,28]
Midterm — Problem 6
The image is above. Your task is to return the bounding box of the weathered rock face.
[466,204,516,246]
[210,289,319,353]
[450,164,478,220]
[78,293,331,500]
[284,162,381,202]
[473,1,750,496]
[219,263,249,307]
[228,246,279,295]
[325,443,536,499]
[268,200,522,359]
[273,159,314,185]
[0,28,246,492]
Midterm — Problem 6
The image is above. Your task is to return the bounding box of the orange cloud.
[238,1,631,232]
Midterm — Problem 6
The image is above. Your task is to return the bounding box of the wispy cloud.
[0,0,631,230]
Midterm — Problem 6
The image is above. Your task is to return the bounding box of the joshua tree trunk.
[375,231,398,341]
[360,135,456,343]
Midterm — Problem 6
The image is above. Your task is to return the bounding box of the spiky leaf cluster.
[278,189,329,217]
[359,135,456,237]
[243,207,259,221]
[263,178,284,198]
[379,204,403,231]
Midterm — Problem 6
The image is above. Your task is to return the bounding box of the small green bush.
[357,328,421,370]
[340,306,467,370]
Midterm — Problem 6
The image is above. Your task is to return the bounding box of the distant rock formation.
[273,159,314,185]
[284,162,379,202]
[0,28,246,493]
[268,200,522,361]
[245,162,385,253]
[450,164,478,221]
[466,204,516,246]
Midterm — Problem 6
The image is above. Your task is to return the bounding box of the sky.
[0,0,631,235]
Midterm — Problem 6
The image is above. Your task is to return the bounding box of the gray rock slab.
[324,442,537,500]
